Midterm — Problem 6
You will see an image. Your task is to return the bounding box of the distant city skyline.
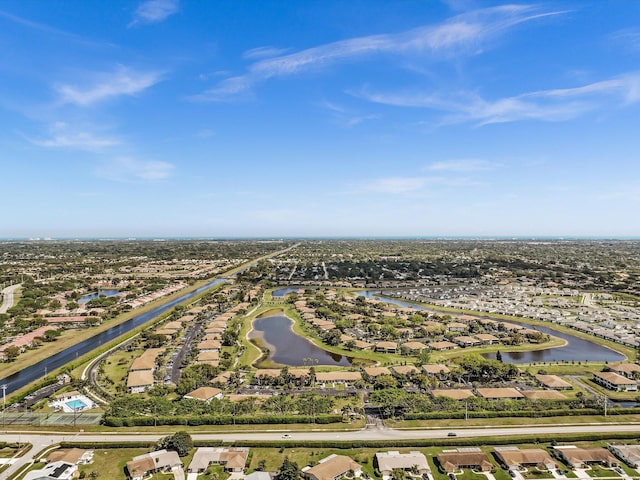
[1,1,639,237]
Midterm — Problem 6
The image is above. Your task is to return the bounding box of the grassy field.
[0,446,20,458]
[77,448,148,479]
[98,348,142,396]
[586,464,620,478]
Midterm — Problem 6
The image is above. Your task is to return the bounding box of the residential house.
[375,341,398,353]
[23,462,77,480]
[184,387,223,402]
[422,364,451,378]
[437,449,492,473]
[127,370,154,394]
[452,336,482,348]
[429,341,457,351]
[608,444,640,468]
[375,451,430,480]
[315,371,362,386]
[402,341,427,353]
[363,367,391,378]
[476,388,524,399]
[187,447,249,474]
[494,447,556,471]
[126,449,182,480]
[553,446,618,468]
[535,374,573,390]
[474,333,500,344]
[197,339,222,352]
[607,363,640,379]
[391,365,420,376]
[303,454,362,480]
[593,372,638,392]
[431,389,474,400]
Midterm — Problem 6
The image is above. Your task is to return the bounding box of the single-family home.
[303,454,362,480]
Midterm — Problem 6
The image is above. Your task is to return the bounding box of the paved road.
[2,423,640,480]
[0,283,21,314]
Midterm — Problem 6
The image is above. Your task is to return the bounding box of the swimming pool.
[66,399,88,410]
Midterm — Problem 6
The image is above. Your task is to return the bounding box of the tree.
[43,329,62,342]
[4,346,20,361]
[158,431,193,457]
[276,458,301,480]
[323,329,341,346]
[496,350,503,362]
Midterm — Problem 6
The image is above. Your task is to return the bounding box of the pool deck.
[48,393,96,413]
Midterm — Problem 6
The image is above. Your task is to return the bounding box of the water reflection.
[272,287,299,298]
[250,314,352,366]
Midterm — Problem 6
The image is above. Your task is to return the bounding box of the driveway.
[573,469,590,479]
[171,465,185,480]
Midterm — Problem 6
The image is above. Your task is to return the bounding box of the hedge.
[103,414,343,427]
[403,407,640,420]
[230,432,640,449]
[60,432,640,451]
[60,441,156,449]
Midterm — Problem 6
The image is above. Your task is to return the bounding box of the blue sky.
[1,0,639,238]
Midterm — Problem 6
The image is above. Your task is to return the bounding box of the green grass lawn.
[197,463,231,479]
[617,462,640,477]
[78,448,148,479]
[0,446,20,459]
[246,447,374,474]
[521,468,553,479]
[586,465,620,478]
[99,349,141,395]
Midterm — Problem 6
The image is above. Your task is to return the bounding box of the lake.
[358,290,625,364]
[78,289,120,304]
[272,287,300,298]
[250,314,352,366]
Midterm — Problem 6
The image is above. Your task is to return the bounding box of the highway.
[2,423,640,480]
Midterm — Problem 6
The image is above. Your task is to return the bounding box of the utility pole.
[465,401,468,421]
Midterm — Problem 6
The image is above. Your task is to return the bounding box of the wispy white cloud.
[130,0,179,26]
[55,66,162,106]
[318,100,379,127]
[364,176,430,194]
[609,28,640,52]
[95,157,174,182]
[0,9,112,47]
[359,175,480,194]
[243,46,291,60]
[359,72,640,125]
[29,122,120,151]
[427,158,495,172]
[195,129,216,138]
[597,186,640,202]
[194,4,565,102]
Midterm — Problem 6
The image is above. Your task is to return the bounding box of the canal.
[2,278,227,395]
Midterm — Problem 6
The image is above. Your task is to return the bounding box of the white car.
[282,434,291,439]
